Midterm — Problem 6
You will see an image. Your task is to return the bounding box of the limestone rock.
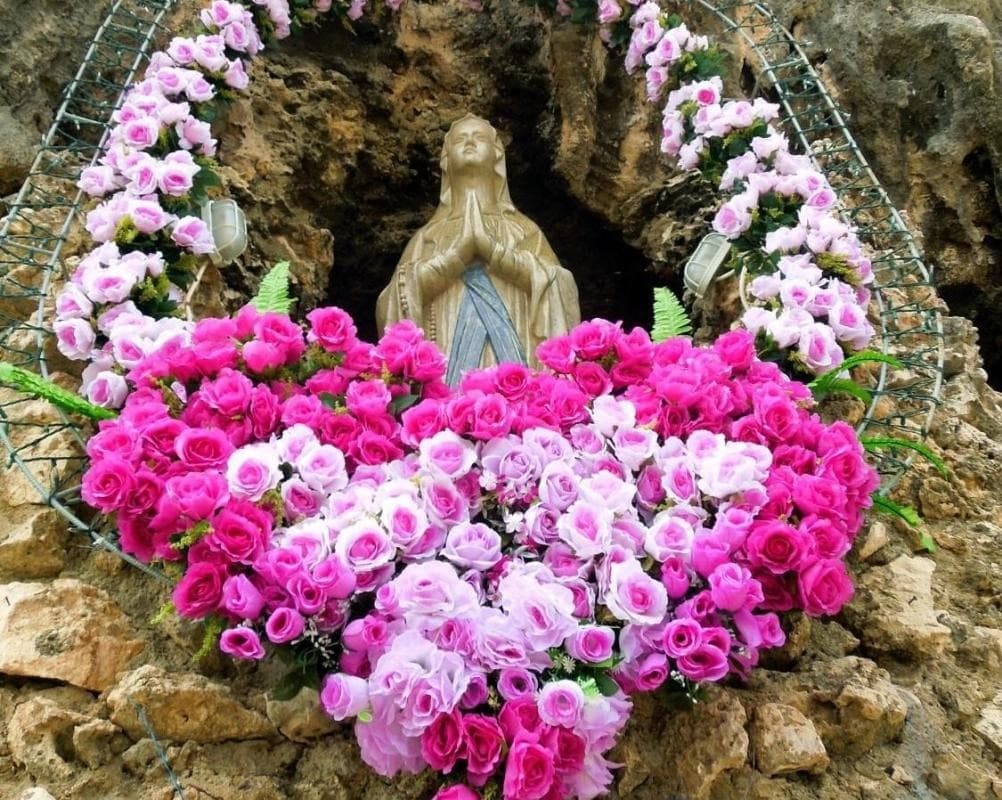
[18,790,57,800]
[831,676,909,756]
[974,693,1002,757]
[0,580,144,691]
[0,105,36,194]
[855,519,889,561]
[0,507,69,579]
[846,555,951,659]
[621,688,749,799]
[107,665,275,743]
[265,687,336,742]
[749,703,830,777]
[71,718,129,769]
[7,697,90,781]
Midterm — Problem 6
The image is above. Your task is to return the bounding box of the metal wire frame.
[682,0,945,490]
[0,0,943,547]
[0,0,176,577]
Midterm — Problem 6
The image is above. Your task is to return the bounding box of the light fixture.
[200,198,248,266]
[683,232,733,298]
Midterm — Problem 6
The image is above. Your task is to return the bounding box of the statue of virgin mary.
[375,114,580,383]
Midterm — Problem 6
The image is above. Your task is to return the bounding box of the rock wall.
[1,2,1001,800]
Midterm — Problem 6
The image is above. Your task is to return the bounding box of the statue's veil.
[432,114,516,222]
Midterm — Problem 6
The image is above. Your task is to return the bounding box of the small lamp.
[201,198,248,266]
[683,232,732,298]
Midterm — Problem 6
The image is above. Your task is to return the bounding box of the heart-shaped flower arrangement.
[80,304,876,800]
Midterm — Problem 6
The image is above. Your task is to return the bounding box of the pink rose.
[264,606,305,644]
[433,787,479,800]
[463,714,505,786]
[537,680,584,728]
[798,558,854,616]
[171,215,215,254]
[173,562,226,619]
[421,709,467,772]
[81,456,135,513]
[221,574,265,620]
[503,741,555,800]
[307,306,357,351]
[320,673,370,721]
[745,521,812,574]
[219,626,265,660]
[708,563,763,612]
[175,427,234,469]
[565,625,615,664]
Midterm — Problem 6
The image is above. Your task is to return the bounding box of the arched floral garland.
[56,2,881,799]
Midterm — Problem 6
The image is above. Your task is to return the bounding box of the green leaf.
[391,392,420,416]
[808,350,905,402]
[861,436,949,477]
[594,673,621,697]
[651,287,692,342]
[0,363,118,420]
[871,495,936,552]
[810,377,872,404]
[251,261,296,315]
[271,667,312,702]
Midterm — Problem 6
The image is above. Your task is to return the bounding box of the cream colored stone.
[8,697,90,781]
[266,687,336,742]
[974,693,1002,757]
[0,579,144,691]
[852,555,951,658]
[855,519,889,561]
[0,507,69,578]
[72,717,128,768]
[18,790,57,800]
[107,665,275,743]
[749,703,830,777]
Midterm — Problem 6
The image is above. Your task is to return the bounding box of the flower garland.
[620,4,875,374]
[83,306,876,799]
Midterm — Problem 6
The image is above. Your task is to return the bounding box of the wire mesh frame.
[0,0,176,576]
[0,0,944,544]
[683,0,945,490]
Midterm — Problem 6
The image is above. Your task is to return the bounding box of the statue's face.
[445,118,495,174]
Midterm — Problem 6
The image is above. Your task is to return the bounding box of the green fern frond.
[0,363,118,421]
[811,377,872,404]
[251,261,295,315]
[871,494,937,552]
[836,350,904,373]
[809,350,904,404]
[651,287,692,343]
[861,436,948,477]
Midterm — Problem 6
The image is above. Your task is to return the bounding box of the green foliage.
[651,287,692,342]
[808,350,905,403]
[194,616,226,662]
[0,363,118,421]
[251,261,296,315]
[861,436,948,478]
[871,494,937,552]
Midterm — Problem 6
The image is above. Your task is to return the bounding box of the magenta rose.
[433,787,480,800]
[81,456,135,513]
[174,427,234,470]
[264,606,305,644]
[173,562,226,619]
[219,626,265,661]
[745,521,812,575]
[221,574,265,620]
[307,306,357,351]
[502,741,555,800]
[798,558,854,616]
[463,714,505,787]
[421,709,467,773]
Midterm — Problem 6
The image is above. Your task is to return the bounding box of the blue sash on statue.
[445,263,527,385]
